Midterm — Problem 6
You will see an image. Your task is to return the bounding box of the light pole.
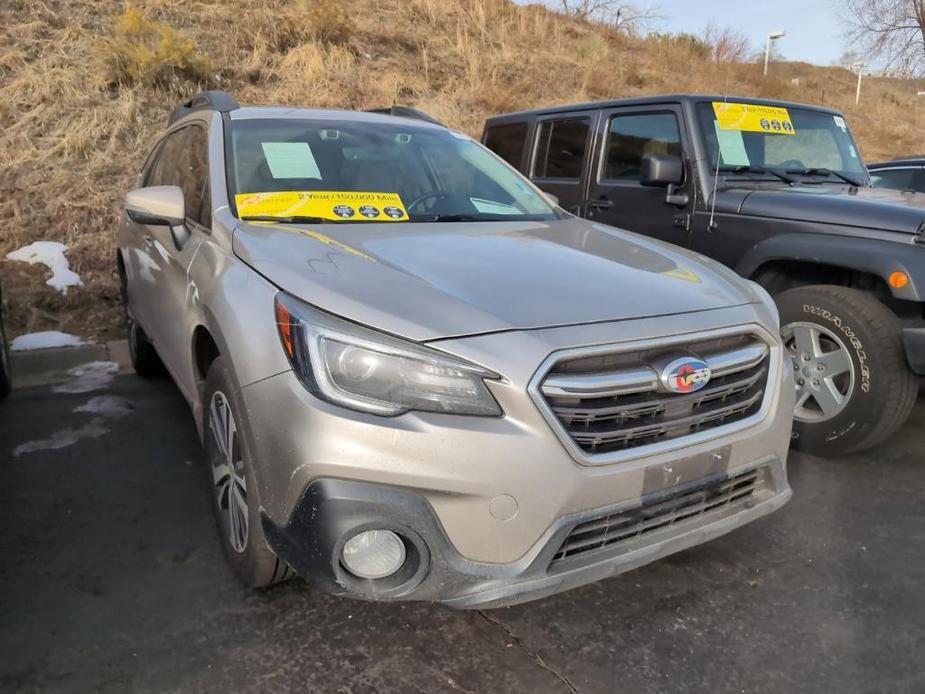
[854,62,868,105]
[763,31,785,77]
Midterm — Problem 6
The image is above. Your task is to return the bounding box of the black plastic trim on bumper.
[902,327,925,375]
[261,459,790,609]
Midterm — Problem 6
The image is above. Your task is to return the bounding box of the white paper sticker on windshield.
[714,123,750,166]
[834,116,847,130]
[261,142,321,179]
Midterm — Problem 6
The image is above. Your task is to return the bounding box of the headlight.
[274,292,502,417]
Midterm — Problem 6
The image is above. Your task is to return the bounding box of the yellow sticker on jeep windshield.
[712,102,796,135]
[235,191,409,221]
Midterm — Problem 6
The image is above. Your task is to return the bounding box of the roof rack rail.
[167,91,240,126]
[365,105,445,126]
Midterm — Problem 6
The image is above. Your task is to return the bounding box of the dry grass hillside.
[2,0,924,342]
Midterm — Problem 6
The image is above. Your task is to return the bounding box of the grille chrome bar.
[541,366,658,398]
[705,342,768,377]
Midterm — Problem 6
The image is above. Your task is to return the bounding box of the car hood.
[232,217,755,341]
[721,185,925,234]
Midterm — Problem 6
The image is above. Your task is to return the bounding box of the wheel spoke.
[817,349,851,377]
[795,389,812,409]
[212,460,232,487]
[790,324,820,357]
[209,400,228,460]
[813,378,846,418]
[222,399,235,463]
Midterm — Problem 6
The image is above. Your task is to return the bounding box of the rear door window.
[533,118,590,179]
[484,123,528,169]
[603,113,682,180]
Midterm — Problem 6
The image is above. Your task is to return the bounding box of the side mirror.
[544,192,560,207]
[640,153,683,187]
[125,186,185,227]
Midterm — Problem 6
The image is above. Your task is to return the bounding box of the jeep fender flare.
[735,232,925,301]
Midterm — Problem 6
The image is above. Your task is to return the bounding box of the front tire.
[203,356,293,588]
[776,285,917,456]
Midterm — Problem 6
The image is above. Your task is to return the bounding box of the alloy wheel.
[781,321,855,423]
[209,391,248,553]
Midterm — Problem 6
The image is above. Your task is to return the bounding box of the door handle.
[143,235,155,250]
[586,198,613,210]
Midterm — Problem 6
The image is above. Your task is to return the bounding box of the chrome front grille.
[552,466,767,564]
[539,333,770,456]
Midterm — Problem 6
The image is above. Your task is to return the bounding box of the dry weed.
[0,0,922,342]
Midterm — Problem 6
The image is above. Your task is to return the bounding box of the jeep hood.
[723,185,925,234]
[233,218,754,341]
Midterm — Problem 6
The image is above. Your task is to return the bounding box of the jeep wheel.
[776,285,917,456]
[203,356,293,588]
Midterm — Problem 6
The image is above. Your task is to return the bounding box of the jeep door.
[584,106,693,247]
[529,111,598,215]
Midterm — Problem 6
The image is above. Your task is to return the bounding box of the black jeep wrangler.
[483,95,925,456]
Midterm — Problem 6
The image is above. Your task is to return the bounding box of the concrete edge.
[10,340,134,390]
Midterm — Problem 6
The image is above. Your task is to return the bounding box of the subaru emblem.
[660,356,711,394]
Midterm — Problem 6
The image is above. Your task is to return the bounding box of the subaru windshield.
[227,118,558,223]
[695,102,869,187]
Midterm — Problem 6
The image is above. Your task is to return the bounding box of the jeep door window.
[869,167,921,192]
[484,122,528,169]
[532,118,590,179]
[695,103,869,184]
[228,119,556,222]
[604,113,682,180]
[584,106,689,247]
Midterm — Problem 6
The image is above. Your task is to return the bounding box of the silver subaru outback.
[117,91,793,608]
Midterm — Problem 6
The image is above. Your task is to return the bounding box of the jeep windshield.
[695,102,869,186]
[227,118,558,223]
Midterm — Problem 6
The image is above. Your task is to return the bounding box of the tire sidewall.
[202,356,277,586]
[777,289,889,452]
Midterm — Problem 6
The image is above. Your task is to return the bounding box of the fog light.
[341,529,406,579]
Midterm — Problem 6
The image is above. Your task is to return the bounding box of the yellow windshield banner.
[235,191,409,221]
[712,102,796,135]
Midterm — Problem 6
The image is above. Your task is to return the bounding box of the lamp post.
[763,31,785,77]
[854,62,868,105]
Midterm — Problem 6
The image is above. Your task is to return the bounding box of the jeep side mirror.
[640,153,683,187]
[125,185,185,227]
[640,153,689,207]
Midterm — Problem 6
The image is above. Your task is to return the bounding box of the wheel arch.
[736,232,925,302]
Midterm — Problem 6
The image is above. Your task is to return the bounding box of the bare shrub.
[283,0,355,46]
[95,7,211,88]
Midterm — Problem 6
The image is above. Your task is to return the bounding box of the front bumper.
[238,305,793,605]
[263,458,790,609]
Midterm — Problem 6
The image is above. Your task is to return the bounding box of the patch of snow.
[53,361,119,394]
[73,395,132,418]
[12,418,110,457]
[6,241,82,295]
[10,331,88,351]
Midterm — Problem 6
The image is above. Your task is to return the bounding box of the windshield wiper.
[785,167,863,187]
[718,165,795,184]
[240,215,332,224]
